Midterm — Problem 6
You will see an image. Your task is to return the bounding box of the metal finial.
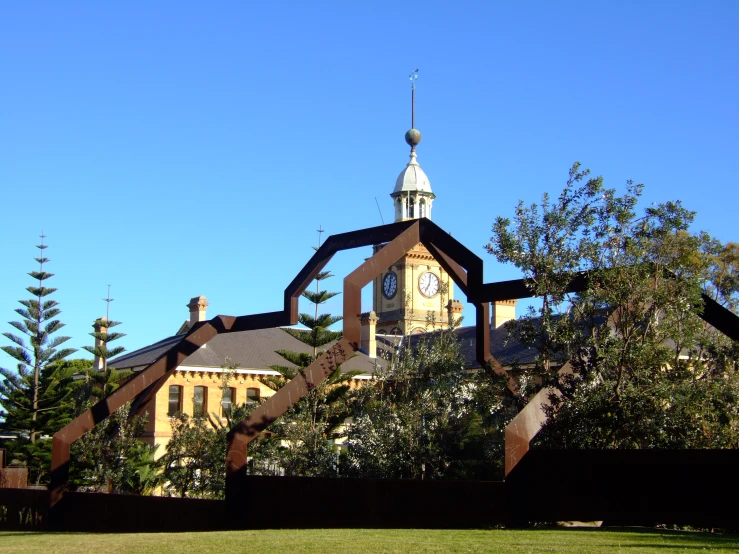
[409,69,419,128]
[103,284,114,321]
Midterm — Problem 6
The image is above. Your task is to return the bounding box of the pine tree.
[0,235,77,482]
[82,317,130,401]
[280,270,342,360]
[263,230,356,477]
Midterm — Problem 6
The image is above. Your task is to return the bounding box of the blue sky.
[1,1,737,363]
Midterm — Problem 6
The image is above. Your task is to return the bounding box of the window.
[409,197,415,218]
[221,387,236,417]
[193,386,208,417]
[419,199,427,218]
[168,385,183,416]
[247,388,260,404]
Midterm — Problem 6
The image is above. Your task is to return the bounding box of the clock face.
[419,271,440,297]
[383,272,398,299]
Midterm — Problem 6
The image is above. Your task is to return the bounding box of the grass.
[1,528,738,553]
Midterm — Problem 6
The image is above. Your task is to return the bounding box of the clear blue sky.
[1,1,737,363]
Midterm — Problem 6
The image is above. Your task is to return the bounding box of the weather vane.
[409,69,419,128]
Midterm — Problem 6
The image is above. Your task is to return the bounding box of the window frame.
[168,385,183,416]
[193,385,208,418]
[246,387,260,404]
[221,386,236,418]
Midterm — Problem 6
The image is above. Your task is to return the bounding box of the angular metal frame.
[50,219,739,505]
[51,219,508,504]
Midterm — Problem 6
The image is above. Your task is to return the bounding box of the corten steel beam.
[425,241,513,385]
[49,217,739,506]
[226,223,431,496]
[504,362,573,477]
[50,318,224,504]
[502,285,739,477]
[224,220,511,500]
[225,338,355,492]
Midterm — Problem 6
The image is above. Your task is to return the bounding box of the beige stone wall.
[141,369,276,455]
[374,243,460,334]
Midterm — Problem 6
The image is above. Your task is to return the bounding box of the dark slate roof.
[108,334,186,370]
[110,327,387,375]
[400,323,540,369]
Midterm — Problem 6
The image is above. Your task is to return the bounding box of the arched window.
[409,197,415,218]
[419,199,427,218]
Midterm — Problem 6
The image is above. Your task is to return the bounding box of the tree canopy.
[487,162,739,449]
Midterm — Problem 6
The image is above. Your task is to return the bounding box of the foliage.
[280,271,342,357]
[159,411,225,498]
[159,359,276,497]
[71,402,161,494]
[81,317,131,402]
[344,327,509,480]
[262,267,355,478]
[486,162,739,449]
[0,237,77,483]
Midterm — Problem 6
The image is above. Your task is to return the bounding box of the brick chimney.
[92,317,108,371]
[360,311,378,358]
[187,296,209,326]
[491,299,517,328]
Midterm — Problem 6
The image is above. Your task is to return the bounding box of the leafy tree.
[487,163,739,449]
[0,236,77,482]
[159,411,224,498]
[159,359,276,497]
[344,327,507,480]
[71,402,161,494]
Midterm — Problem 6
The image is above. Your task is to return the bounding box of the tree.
[0,236,77,483]
[71,402,161,494]
[263,265,356,478]
[487,163,739,449]
[159,359,275,497]
[82,317,131,401]
[344,326,508,480]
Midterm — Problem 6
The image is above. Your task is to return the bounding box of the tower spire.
[405,69,422,155]
[410,68,418,129]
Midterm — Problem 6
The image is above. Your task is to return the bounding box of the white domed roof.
[392,151,433,195]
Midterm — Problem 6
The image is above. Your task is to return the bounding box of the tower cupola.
[390,72,435,222]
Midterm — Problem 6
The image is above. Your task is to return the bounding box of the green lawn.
[1,528,738,553]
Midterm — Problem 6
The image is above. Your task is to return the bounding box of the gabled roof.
[110,327,386,375]
[398,324,541,370]
[108,333,186,370]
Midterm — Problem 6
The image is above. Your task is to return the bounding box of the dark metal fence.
[505,449,739,529]
[0,488,49,530]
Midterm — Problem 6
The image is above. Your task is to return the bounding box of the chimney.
[92,317,108,371]
[446,299,463,325]
[491,299,517,328]
[360,311,378,358]
[187,296,209,326]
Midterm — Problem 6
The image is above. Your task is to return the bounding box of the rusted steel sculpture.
[51,219,508,504]
[50,218,739,506]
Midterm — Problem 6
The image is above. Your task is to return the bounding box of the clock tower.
[372,81,463,335]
